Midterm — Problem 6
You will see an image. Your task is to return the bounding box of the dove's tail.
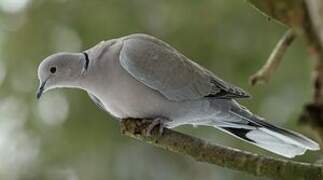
[208,102,320,158]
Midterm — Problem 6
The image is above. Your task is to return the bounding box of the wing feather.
[119,34,250,101]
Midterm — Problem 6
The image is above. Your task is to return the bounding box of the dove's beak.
[36,79,47,99]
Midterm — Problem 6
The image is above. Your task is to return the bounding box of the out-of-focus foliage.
[0,0,319,180]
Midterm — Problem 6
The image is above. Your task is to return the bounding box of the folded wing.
[119,34,250,101]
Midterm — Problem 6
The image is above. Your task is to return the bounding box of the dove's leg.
[146,117,171,136]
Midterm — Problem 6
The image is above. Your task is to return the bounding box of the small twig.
[249,29,296,86]
[121,118,323,179]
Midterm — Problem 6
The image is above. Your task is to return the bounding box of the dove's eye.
[50,67,56,74]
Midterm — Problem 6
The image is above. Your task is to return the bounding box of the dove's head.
[37,52,87,99]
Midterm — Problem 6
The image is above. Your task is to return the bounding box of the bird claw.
[146,117,169,136]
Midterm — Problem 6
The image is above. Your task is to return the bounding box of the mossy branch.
[121,118,323,179]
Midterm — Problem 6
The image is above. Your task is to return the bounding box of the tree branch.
[121,118,323,179]
[249,29,296,86]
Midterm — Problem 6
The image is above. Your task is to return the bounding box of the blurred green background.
[0,0,321,179]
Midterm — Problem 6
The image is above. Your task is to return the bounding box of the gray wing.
[87,92,107,112]
[119,34,250,101]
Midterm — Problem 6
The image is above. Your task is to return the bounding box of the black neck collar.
[82,52,90,71]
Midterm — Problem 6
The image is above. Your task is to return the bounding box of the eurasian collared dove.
[37,33,320,158]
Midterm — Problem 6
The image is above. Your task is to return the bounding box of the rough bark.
[121,119,323,180]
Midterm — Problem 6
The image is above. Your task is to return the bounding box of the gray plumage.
[119,35,250,100]
[88,92,106,112]
[37,33,319,158]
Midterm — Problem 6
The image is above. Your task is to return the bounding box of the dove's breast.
[81,38,214,123]
[82,42,175,119]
